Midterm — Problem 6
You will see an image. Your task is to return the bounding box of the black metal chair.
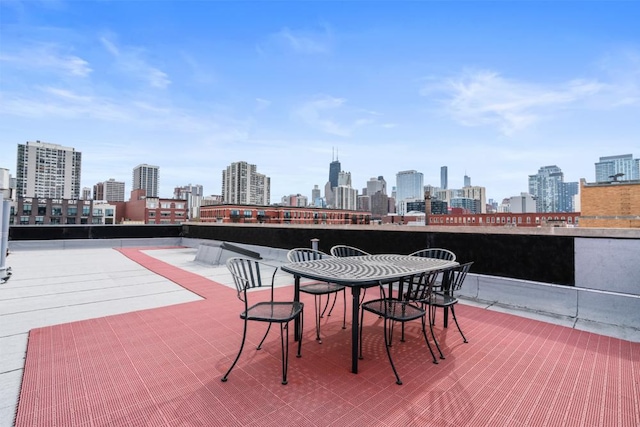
[330,245,371,304]
[287,248,346,344]
[221,257,304,385]
[409,248,456,292]
[359,271,440,385]
[330,245,370,258]
[425,262,474,356]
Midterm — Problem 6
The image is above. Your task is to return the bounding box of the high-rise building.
[221,161,270,205]
[507,193,537,213]
[16,141,82,199]
[528,165,577,212]
[174,184,204,220]
[282,194,308,207]
[311,185,321,205]
[464,174,471,187]
[94,179,126,202]
[132,164,159,198]
[367,176,387,196]
[396,170,424,215]
[440,166,448,190]
[595,154,639,182]
[81,187,92,200]
[461,186,487,214]
[329,155,341,189]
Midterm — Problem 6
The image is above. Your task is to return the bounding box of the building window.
[106,209,114,216]
[50,217,60,225]
[20,216,30,225]
[93,209,103,216]
[161,211,171,217]
[66,217,76,224]
[82,206,90,216]
[244,210,252,217]
[92,218,103,224]
[22,204,32,215]
[67,206,77,216]
[35,216,44,225]
[38,205,47,215]
[52,206,62,216]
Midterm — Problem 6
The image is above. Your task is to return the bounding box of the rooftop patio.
[1,243,639,426]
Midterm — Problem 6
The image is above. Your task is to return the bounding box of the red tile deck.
[14,247,640,426]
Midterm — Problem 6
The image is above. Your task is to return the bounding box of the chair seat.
[300,281,345,295]
[242,301,304,322]
[429,292,457,307]
[361,298,425,322]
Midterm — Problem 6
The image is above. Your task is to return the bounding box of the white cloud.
[255,98,272,111]
[259,25,333,56]
[100,36,171,89]
[424,70,605,135]
[294,95,381,137]
[0,44,92,77]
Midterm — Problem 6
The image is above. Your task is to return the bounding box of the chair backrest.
[226,257,278,302]
[287,248,332,262]
[330,245,370,257]
[409,248,456,262]
[443,262,474,292]
[381,269,439,303]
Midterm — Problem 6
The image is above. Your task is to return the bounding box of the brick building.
[579,180,640,228]
[115,189,187,224]
[199,204,370,225]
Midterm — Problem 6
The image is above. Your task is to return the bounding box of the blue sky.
[1,1,639,203]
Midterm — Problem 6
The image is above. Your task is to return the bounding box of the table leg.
[351,287,361,374]
[294,275,301,341]
[442,272,451,328]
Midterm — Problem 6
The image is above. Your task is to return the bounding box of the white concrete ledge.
[460,273,640,338]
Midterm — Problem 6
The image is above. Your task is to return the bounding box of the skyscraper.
[16,141,82,199]
[133,164,159,198]
[528,165,578,212]
[329,155,341,190]
[396,170,424,215]
[366,176,387,196]
[440,166,448,190]
[94,179,126,202]
[595,154,639,182]
[221,161,270,205]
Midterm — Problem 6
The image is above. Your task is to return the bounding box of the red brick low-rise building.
[199,204,371,225]
[115,189,187,224]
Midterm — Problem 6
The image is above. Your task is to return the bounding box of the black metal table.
[281,254,458,374]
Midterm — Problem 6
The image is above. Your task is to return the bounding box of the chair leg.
[341,289,346,329]
[257,323,272,350]
[221,319,248,382]
[296,313,303,358]
[384,318,402,385]
[314,295,322,343]
[358,307,365,359]
[450,305,468,343]
[325,292,338,317]
[320,293,332,318]
[421,315,439,364]
[428,305,445,359]
[280,323,289,385]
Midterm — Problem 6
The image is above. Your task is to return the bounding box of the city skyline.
[1,2,639,201]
